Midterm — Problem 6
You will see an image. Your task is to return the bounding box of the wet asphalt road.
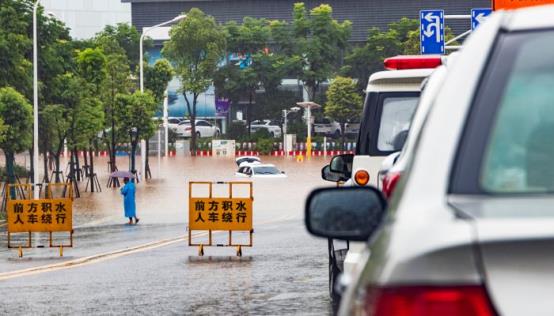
[0,153,333,315]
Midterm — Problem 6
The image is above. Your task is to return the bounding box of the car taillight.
[382,171,401,199]
[354,170,370,186]
[384,55,442,70]
[185,127,192,131]
[366,285,496,316]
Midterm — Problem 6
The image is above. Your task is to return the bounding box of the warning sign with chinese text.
[189,198,252,231]
[7,198,72,233]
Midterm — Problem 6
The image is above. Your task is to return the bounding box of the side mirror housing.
[321,165,349,183]
[329,154,354,175]
[305,187,387,241]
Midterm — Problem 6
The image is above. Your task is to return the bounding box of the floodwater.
[0,150,336,315]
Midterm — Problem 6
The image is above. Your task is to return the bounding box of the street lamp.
[129,127,139,179]
[139,14,186,172]
[297,102,321,159]
[32,0,42,198]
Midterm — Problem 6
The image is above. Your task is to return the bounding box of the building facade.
[42,0,131,39]
[123,0,491,42]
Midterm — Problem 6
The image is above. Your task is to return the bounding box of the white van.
[322,55,442,307]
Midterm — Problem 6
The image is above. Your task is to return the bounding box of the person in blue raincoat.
[121,177,139,224]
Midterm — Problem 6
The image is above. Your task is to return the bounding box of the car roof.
[504,5,554,31]
[251,164,276,168]
[366,68,435,93]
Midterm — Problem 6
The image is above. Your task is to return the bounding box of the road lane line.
[0,217,297,281]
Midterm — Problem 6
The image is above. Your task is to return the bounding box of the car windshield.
[253,166,280,175]
[377,96,419,152]
[480,31,554,194]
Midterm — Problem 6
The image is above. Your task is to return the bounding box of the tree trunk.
[89,142,95,193]
[111,117,117,172]
[341,122,346,151]
[43,151,49,183]
[247,90,253,137]
[6,151,16,199]
[145,140,151,179]
[54,154,61,183]
[73,148,81,181]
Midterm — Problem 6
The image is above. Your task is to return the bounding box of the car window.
[377,97,419,151]
[270,120,279,126]
[481,32,554,193]
[197,121,208,126]
[253,166,280,175]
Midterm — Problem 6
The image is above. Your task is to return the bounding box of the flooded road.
[0,153,335,315]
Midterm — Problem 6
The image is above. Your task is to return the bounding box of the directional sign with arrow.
[420,10,444,55]
[471,8,492,30]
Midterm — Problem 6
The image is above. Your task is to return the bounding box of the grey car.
[306,6,554,316]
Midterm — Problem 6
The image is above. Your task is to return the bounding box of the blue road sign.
[420,10,445,55]
[471,8,492,30]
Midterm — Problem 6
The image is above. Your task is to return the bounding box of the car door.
[449,29,554,316]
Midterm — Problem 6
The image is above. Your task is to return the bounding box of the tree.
[40,104,69,183]
[144,58,173,178]
[74,97,104,191]
[114,91,157,175]
[163,8,226,155]
[96,23,148,72]
[325,76,363,147]
[96,35,133,174]
[276,3,352,102]
[144,59,174,103]
[0,87,31,185]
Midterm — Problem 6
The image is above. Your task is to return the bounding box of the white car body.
[250,120,282,138]
[341,7,554,315]
[235,164,287,178]
[166,117,184,131]
[175,120,220,138]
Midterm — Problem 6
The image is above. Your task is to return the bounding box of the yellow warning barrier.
[6,183,73,253]
[188,181,253,256]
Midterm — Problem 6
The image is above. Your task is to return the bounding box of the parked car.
[308,7,554,315]
[175,120,220,138]
[344,121,360,136]
[313,118,341,138]
[236,164,286,178]
[250,120,282,138]
[166,117,185,131]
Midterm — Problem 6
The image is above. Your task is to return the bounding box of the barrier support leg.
[198,244,204,256]
[236,245,242,257]
[18,246,23,258]
[28,231,31,248]
[59,245,63,257]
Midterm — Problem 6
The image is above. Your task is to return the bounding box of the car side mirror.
[329,154,354,175]
[321,165,349,183]
[305,187,387,241]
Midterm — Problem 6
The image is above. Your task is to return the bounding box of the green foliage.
[40,104,69,155]
[163,8,226,154]
[0,87,32,153]
[114,91,157,141]
[256,138,274,155]
[163,9,225,98]
[279,3,352,101]
[76,48,107,93]
[325,76,363,124]
[73,97,105,148]
[144,59,174,104]
[96,23,147,72]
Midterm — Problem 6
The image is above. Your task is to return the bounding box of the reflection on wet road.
[0,155,334,315]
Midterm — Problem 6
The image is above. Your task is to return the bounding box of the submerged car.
[236,164,286,178]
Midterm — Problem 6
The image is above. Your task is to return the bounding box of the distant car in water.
[235,156,261,168]
[236,164,286,178]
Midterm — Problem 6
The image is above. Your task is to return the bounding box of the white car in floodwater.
[235,164,287,178]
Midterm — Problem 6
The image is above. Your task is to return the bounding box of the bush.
[0,164,29,180]
[256,138,274,155]
[227,121,247,140]
[251,129,272,141]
